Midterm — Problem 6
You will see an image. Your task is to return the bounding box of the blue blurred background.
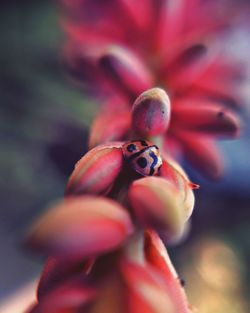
[0,1,249,312]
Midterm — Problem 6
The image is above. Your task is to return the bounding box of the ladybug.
[122,140,162,176]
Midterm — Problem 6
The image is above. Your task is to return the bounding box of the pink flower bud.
[128,177,184,239]
[37,256,94,300]
[172,103,241,137]
[27,196,134,259]
[160,159,197,221]
[132,88,171,136]
[99,46,153,98]
[65,144,123,196]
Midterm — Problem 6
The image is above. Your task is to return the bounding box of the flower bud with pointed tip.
[132,88,171,136]
[66,144,123,196]
[128,177,184,239]
[172,103,241,137]
[27,196,134,260]
[160,159,196,221]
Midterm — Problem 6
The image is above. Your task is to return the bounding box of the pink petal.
[132,88,171,136]
[154,0,191,52]
[190,78,243,108]
[27,196,134,259]
[163,43,216,94]
[161,41,207,76]
[118,0,155,31]
[60,0,134,42]
[166,52,243,107]
[65,144,123,196]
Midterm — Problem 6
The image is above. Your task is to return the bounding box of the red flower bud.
[132,88,171,136]
[66,144,123,196]
[172,103,240,137]
[28,278,96,313]
[37,256,94,300]
[27,196,134,259]
[160,159,196,221]
[128,177,184,239]
[99,46,153,98]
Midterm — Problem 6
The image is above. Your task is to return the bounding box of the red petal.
[154,0,188,52]
[118,0,154,31]
[60,0,137,43]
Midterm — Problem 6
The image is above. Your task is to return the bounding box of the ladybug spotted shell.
[122,140,162,176]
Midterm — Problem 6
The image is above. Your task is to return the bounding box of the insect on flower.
[122,140,162,176]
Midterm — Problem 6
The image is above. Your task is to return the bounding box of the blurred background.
[0,0,249,312]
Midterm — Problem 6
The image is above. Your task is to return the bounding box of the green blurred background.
[0,1,249,312]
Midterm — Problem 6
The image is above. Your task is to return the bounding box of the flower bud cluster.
[25,1,245,312]
[27,89,198,313]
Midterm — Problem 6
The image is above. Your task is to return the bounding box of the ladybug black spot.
[127,144,136,152]
[137,157,148,168]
